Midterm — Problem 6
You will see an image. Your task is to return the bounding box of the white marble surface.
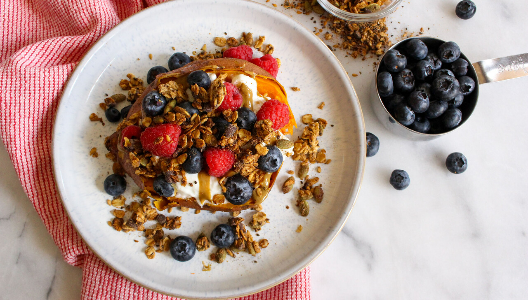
[1,0,528,299]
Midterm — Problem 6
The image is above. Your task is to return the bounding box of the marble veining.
[2,0,528,299]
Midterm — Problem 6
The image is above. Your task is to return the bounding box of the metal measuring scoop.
[372,37,528,141]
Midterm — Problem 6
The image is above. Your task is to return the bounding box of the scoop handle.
[473,53,528,84]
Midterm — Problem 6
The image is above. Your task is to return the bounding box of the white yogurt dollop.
[174,172,223,205]
[230,74,269,112]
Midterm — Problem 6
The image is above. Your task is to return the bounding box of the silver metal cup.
[372,37,528,141]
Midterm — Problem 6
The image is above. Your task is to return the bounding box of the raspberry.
[140,124,181,157]
[256,99,290,130]
[217,82,243,112]
[250,54,279,77]
[204,148,235,177]
[223,45,253,61]
[121,125,141,146]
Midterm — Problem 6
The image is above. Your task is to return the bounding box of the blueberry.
[366,132,380,157]
[424,100,449,119]
[224,174,253,205]
[187,70,211,90]
[446,152,468,174]
[177,101,199,116]
[450,58,469,77]
[377,71,394,97]
[432,75,460,101]
[393,69,415,93]
[382,49,407,73]
[153,175,174,197]
[458,76,475,96]
[182,147,203,174]
[414,60,434,81]
[212,116,230,139]
[425,53,442,71]
[142,91,167,117]
[441,108,462,129]
[407,90,430,113]
[104,174,126,196]
[390,169,410,190]
[434,69,455,80]
[146,66,168,84]
[383,93,405,111]
[456,0,476,20]
[236,107,257,131]
[438,41,461,64]
[258,145,283,172]
[393,104,415,126]
[448,93,464,108]
[169,236,196,262]
[105,107,121,123]
[405,39,428,60]
[121,105,132,119]
[210,224,235,248]
[410,114,431,133]
[415,82,432,100]
[168,52,191,71]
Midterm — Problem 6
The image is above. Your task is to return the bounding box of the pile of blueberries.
[377,39,476,134]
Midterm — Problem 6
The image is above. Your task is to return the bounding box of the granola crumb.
[145,246,156,259]
[214,37,227,47]
[296,225,303,233]
[89,113,105,125]
[196,234,211,251]
[89,147,98,158]
[202,261,212,271]
[316,166,321,173]
[272,3,277,7]
[259,239,269,248]
[352,73,359,77]
[148,53,153,60]
[318,102,325,109]
[195,209,201,214]
[172,46,175,50]
[286,205,289,209]
[291,87,300,91]
[249,212,269,232]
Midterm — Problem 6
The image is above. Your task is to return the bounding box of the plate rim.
[52,0,366,298]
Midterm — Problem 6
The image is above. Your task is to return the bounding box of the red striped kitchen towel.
[0,0,310,299]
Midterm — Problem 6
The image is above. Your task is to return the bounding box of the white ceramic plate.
[53,0,365,298]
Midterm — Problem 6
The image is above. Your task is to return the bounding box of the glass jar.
[317,0,402,22]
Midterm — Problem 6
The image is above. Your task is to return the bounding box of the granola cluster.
[281,111,328,218]
[119,73,146,103]
[210,215,269,264]
[107,190,180,259]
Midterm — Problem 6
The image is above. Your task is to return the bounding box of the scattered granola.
[202,261,212,271]
[89,113,104,125]
[259,239,269,248]
[291,87,300,91]
[196,233,211,251]
[296,225,303,233]
[282,176,295,194]
[249,212,269,232]
[318,102,325,110]
[90,147,99,158]
[119,73,145,103]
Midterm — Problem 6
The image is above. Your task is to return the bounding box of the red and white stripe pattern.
[0,1,310,299]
